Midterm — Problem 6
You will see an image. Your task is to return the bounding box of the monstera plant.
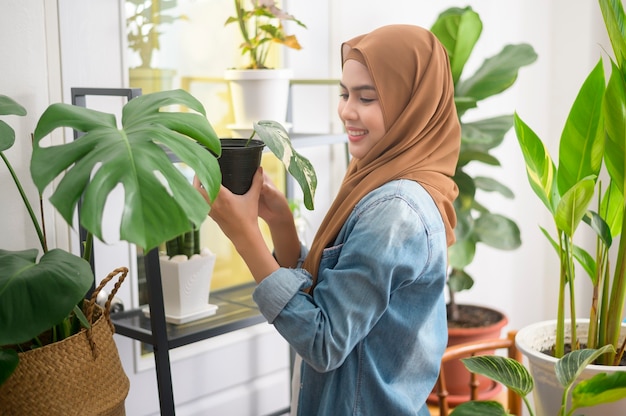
[0,89,316,385]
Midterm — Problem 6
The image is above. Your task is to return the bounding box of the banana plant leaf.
[31,89,221,252]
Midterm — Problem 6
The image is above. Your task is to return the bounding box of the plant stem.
[1,152,47,252]
[83,232,93,264]
[565,235,578,351]
[556,230,567,358]
[606,209,626,364]
[522,396,535,416]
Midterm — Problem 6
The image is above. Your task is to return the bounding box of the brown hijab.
[302,24,460,283]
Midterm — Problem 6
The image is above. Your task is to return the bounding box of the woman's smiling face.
[338,59,386,160]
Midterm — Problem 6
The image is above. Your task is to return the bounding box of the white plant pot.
[516,319,626,415]
[224,68,292,133]
[158,248,218,324]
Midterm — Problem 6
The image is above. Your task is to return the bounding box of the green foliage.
[32,89,222,252]
[450,345,626,416]
[515,0,626,364]
[252,120,316,210]
[0,87,318,389]
[226,0,306,69]
[126,0,186,68]
[0,89,221,386]
[430,6,537,309]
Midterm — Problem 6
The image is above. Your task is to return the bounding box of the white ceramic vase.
[158,248,218,324]
[224,68,292,134]
[516,319,626,415]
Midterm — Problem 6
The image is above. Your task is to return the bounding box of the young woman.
[196,24,460,416]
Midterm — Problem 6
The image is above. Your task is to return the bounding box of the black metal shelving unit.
[111,248,267,416]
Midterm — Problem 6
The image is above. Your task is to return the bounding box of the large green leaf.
[599,181,624,238]
[31,89,221,252]
[474,213,521,250]
[0,349,18,386]
[430,7,482,85]
[448,238,475,270]
[253,120,317,210]
[462,355,534,397]
[456,44,538,101]
[461,115,514,153]
[571,370,626,410]
[449,400,509,416]
[447,267,474,292]
[557,59,605,195]
[603,60,626,196]
[474,176,515,199]
[599,0,626,69]
[555,177,596,237]
[0,248,93,346]
[0,95,27,152]
[555,345,615,387]
[514,113,558,214]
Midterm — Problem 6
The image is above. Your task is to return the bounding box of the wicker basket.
[0,267,130,416]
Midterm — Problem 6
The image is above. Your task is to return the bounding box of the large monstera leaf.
[0,248,93,346]
[31,89,222,252]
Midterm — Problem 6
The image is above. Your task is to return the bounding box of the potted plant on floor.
[428,5,537,405]
[0,88,316,413]
[224,0,307,133]
[513,0,626,413]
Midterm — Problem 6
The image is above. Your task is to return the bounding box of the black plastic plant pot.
[217,138,265,195]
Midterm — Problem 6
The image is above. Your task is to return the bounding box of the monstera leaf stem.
[0,152,46,253]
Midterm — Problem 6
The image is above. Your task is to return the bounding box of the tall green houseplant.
[430,7,537,321]
[515,0,626,365]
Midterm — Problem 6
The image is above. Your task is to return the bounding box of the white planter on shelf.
[224,68,293,135]
[516,319,626,416]
[158,248,218,324]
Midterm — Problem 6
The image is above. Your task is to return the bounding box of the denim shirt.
[253,179,448,415]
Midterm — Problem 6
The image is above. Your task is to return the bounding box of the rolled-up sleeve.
[253,268,312,323]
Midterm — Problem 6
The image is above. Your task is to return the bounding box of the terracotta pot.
[428,304,508,407]
[516,319,626,416]
[218,138,265,195]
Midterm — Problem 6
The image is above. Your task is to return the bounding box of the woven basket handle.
[87,267,128,333]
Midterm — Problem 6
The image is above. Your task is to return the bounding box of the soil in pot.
[217,138,265,195]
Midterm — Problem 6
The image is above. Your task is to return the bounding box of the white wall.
[0,0,617,414]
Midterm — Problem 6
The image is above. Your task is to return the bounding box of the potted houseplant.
[513,0,626,413]
[126,0,186,93]
[158,229,218,324]
[224,0,307,132]
[0,89,316,413]
[448,344,626,416]
[427,6,537,405]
